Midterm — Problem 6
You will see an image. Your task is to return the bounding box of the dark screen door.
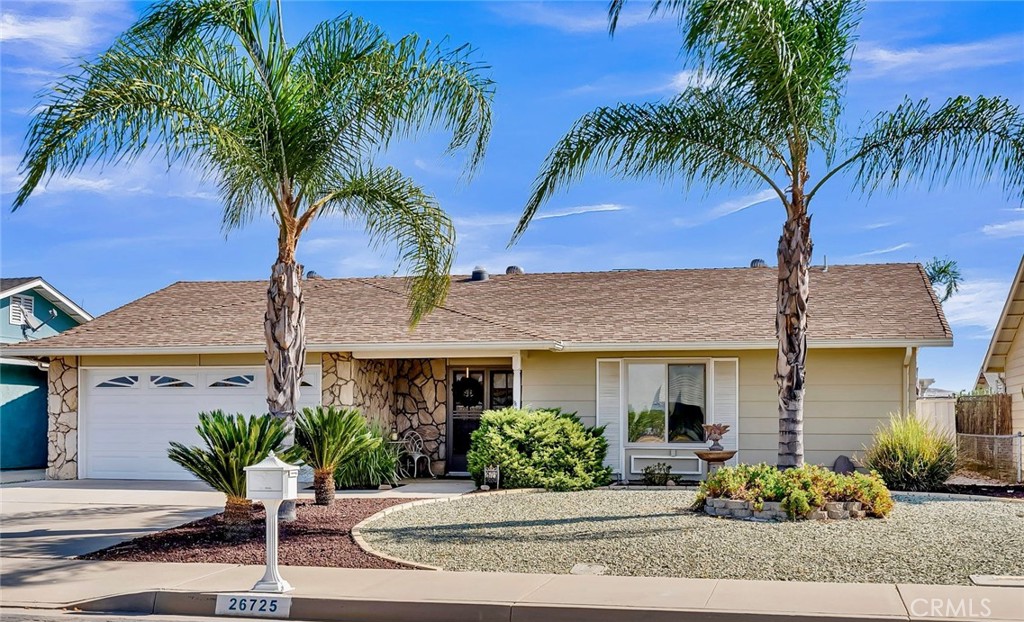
[448,369,514,472]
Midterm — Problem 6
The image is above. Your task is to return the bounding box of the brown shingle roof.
[2,263,952,355]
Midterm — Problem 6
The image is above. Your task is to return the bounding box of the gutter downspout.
[903,347,913,415]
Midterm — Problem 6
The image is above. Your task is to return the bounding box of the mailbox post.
[245,451,299,593]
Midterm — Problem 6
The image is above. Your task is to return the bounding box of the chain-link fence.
[956,432,1023,483]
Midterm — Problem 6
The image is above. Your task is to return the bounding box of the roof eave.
[0,278,94,323]
[2,337,953,358]
[975,254,1024,387]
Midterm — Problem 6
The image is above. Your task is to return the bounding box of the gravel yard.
[360,490,1024,584]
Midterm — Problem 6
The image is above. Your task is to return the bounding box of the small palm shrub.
[294,406,380,505]
[335,424,404,489]
[862,413,956,492]
[467,408,612,491]
[694,463,893,518]
[168,411,294,525]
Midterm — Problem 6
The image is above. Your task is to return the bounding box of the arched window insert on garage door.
[210,375,255,388]
[150,375,194,388]
[95,375,138,388]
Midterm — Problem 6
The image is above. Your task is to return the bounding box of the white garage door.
[81,367,321,480]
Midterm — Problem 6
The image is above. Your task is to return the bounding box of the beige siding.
[1006,333,1024,433]
[521,347,907,469]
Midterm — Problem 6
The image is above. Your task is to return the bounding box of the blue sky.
[1,1,1022,391]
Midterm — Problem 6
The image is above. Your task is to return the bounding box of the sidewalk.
[2,558,1021,622]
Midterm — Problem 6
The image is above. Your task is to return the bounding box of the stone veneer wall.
[47,356,79,480]
[394,359,447,472]
[322,352,356,407]
[354,359,397,428]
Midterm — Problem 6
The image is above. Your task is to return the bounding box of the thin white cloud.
[861,221,896,231]
[855,34,1024,79]
[853,243,913,257]
[0,0,131,59]
[674,189,776,228]
[942,279,1009,331]
[536,203,626,220]
[455,203,627,228]
[413,158,457,177]
[564,70,709,98]
[981,219,1024,238]
[490,3,651,34]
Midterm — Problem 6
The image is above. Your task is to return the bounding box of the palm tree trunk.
[266,261,306,418]
[224,495,253,525]
[266,260,306,521]
[776,213,812,468]
[313,468,335,505]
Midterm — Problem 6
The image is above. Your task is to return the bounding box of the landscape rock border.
[703,498,867,520]
[350,488,544,570]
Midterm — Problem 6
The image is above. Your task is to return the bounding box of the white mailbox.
[244,451,299,501]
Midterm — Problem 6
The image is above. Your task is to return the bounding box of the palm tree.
[168,410,297,525]
[924,257,962,303]
[513,0,1023,468]
[14,0,492,431]
[293,406,379,505]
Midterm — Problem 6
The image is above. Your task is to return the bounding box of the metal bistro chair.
[401,430,435,479]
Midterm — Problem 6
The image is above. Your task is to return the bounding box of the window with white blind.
[9,294,33,325]
[626,362,707,444]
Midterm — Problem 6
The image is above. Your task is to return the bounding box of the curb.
[350,488,545,571]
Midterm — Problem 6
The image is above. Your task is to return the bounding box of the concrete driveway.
[0,480,224,559]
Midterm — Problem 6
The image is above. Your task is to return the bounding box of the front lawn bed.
[360,490,1024,584]
[81,498,422,569]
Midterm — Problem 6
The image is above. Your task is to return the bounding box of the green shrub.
[294,406,380,505]
[693,463,894,518]
[335,424,404,489]
[167,411,298,524]
[467,408,613,491]
[642,462,672,486]
[862,413,956,492]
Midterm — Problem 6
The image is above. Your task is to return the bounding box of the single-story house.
[1,277,92,471]
[3,263,951,481]
[976,253,1024,433]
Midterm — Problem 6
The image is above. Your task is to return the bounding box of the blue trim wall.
[1,289,79,345]
[0,363,47,469]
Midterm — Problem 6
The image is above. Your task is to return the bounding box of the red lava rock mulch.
[79,498,421,569]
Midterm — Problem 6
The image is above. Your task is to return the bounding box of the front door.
[448,368,514,473]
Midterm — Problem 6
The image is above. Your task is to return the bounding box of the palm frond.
[512,86,788,243]
[293,406,380,472]
[810,95,1024,203]
[312,167,455,325]
[167,410,294,498]
[924,257,963,304]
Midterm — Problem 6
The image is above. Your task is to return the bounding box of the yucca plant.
[862,412,957,492]
[168,411,294,524]
[294,406,380,505]
[335,424,404,489]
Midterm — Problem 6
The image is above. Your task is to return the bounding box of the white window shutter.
[712,359,739,465]
[596,360,623,478]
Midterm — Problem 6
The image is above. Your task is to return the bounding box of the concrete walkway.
[2,559,1022,621]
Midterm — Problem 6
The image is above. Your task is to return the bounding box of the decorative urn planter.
[695,424,736,475]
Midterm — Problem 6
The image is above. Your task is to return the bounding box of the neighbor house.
[4,263,950,481]
[976,253,1024,433]
[0,277,92,472]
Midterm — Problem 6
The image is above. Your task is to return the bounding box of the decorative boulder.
[833,454,857,475]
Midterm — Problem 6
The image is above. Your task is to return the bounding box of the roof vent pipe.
[750,258,767,268]
[471,266,489,281]
[506,265,524,275]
